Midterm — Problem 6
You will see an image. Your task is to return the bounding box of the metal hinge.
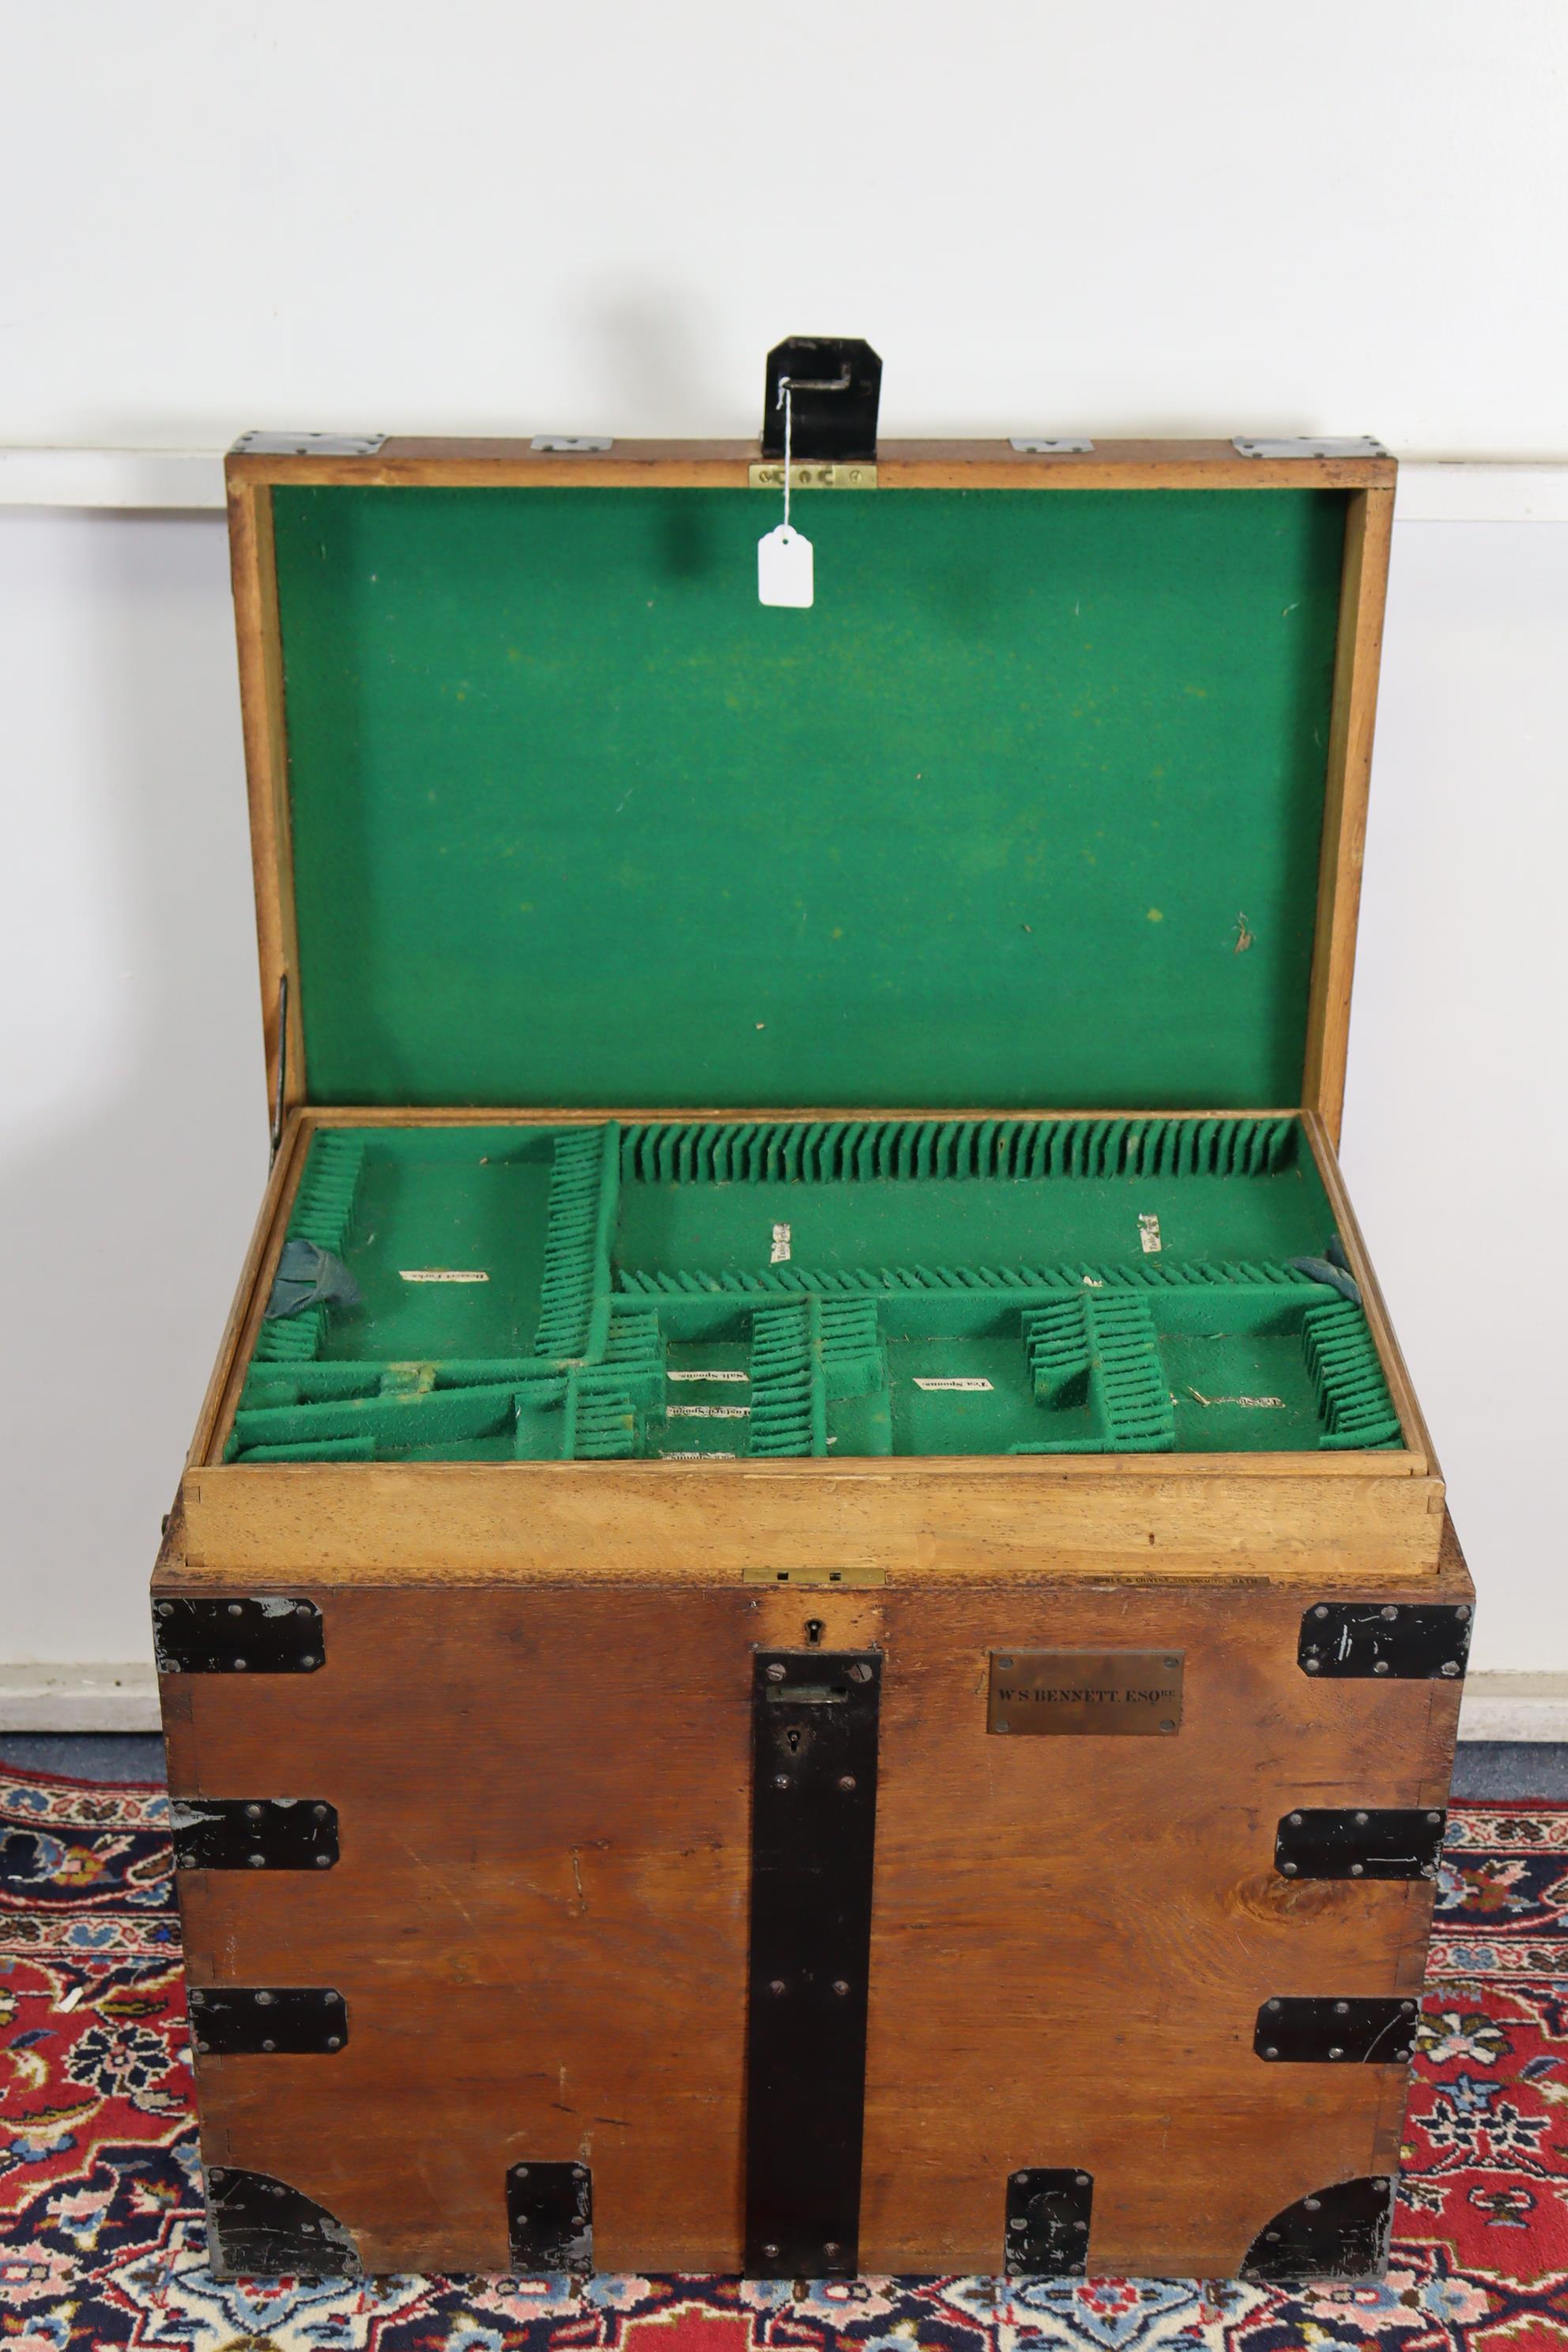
[1233,435,1388,459]
[1255,1996,1418,2064]
[530,435,613,452]
[1010,437,1095,454]
[506,2162,594,2276]
[171,1797,338,1871]
[1006,2168,1094,2278]
[153,1595,324,1675]
[189,1985,347,2055]
[231,431,386,457]
[1299,1601,1472,1680]
[1275,1806,1446,1882]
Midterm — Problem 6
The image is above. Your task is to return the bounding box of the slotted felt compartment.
[227,1117,1403,1464]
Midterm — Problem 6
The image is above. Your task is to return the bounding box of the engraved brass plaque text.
[988,1648,1184,1736]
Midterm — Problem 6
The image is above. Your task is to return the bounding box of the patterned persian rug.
[2,1767,1566,2350]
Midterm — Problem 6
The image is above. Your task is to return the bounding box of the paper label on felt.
[667,1370,749,1382]
[1138,1215,1162,1254]
[913,1377,994,1392]
[758,524,814,607]
[667,1404,751,1419]
[399,1268,489,1283]
[770,1222,793,1262]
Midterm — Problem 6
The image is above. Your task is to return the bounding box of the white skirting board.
[0,1663,1566,1738]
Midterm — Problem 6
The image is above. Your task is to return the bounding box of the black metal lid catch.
[762,338,882,462]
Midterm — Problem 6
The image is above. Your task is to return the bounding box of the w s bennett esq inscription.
[987,1649,1185,1736]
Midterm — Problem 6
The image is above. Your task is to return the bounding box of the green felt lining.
[228,1116,1401,1464]
[272,486,1348,1111]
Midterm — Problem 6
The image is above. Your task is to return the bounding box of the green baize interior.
[228,1118,1403,1464]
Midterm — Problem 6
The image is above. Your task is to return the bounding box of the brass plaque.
[988,1649,1184,1736]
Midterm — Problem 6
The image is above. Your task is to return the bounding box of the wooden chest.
[155,350,1470,2288]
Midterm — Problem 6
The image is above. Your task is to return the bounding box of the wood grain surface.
[164,1521,1468,2276]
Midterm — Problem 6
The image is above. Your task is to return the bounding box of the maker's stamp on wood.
[987,1649,1184,1736]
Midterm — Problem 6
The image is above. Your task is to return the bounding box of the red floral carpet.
[2,1768,1566,2350]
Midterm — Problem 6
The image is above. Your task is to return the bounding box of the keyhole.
[785,1726,804,1754]
[805,1618,825,1648]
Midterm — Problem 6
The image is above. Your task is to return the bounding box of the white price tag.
[758,523,814,608]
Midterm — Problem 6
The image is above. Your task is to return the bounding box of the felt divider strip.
[533,1124,620,1363]
[251,1133,366,1365]
[620,1115,1298,1186]
[1302,1298,1403,1449]
[617,1257,1324,1298]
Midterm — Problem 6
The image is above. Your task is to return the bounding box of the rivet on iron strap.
[745,1649,880,2279]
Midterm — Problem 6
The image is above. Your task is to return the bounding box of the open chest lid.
[228,356,1394,1139]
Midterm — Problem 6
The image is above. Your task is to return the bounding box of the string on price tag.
[758,381,814,607]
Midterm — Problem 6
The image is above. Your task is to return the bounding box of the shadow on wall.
[0,509,266,1665]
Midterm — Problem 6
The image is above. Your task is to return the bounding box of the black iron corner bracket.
[205,2165,361,2281]
[1241,2174,1396,2282]
[1298,1602,1471,1680]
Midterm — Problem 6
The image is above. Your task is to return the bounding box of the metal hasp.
[1005,2169,1095,2279]
[505,2162,594,2277]
[530,435,613,452]
[189,1985,347,2056]
[1298,1602,1472,1680]
[205,2165,361,2281]
[1233,436,1389,459]
[153,1596,323,1675]
[745,1648,880,2279]
[171,1798,338,1872]
[231,430,387,457]
[762,338,882,462]
[1254,1996,1417,2064]
[1010,437,1095,454]
[1275,1807,1446,1882]
[1241,2175,1396,2282]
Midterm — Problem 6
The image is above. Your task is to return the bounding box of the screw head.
[1373,1660,1390,1675]
[769,1979,786,1997]
[1263,2045,1279,2059]
[773,1774,790,1789]
[326,2035,341,2049]
[848,1662,873,1683]
[1289,1811,1303,1826]
[261,2037,277,2051]
[997,1656,1013,1669]
[832,1980,850,1996]
[296,1600,313,1616]
[1329,2046,1344,2060]
[996,1721,1011,1734]
[245,1802,264,1820]
[1266,1998,1281,2011]
[1013,2171,1029,2184]
[1314,1605,1329,1619]
[1427,1811,1443,1825]
[1402,2001,1415,2014]
[313,1804,329,1819]
[824,2241,840,2257]
[1304,1657,1321,1673]
[228,1603,243,1617]
[1355,1811,1369,1825]
[255,1989,275,2006]
[1381,1606,1399,1621]
[233,1658,248,1671]
[196,2037,211,2053]
[574,2165,588,2180]
[839,1774,857,1792]
[157,1601,175,1618]
[763,2244,779,2260]
[1350,1863,1366,1877]
[1164,1657,1179,1669]
[247,1853,266,1868]
[1073,2219,1087,2233]
[1008,2218,1027,2233]
[1159,1719,1176,1734]
[1281,1861,1298,1875]
[1456,1605,1471,1621]
[1075,2173,1090,2187]
[1334,2000,1348,2015]
[1441,1661,1460,1676]
[1304,2196,1321,2212]
[515,2165,529,2178]
[765,1664,786,1683]
[315,1853,331,1868]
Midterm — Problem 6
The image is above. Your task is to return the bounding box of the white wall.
[2,1,1566,457]
[2,1,1566,1679]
